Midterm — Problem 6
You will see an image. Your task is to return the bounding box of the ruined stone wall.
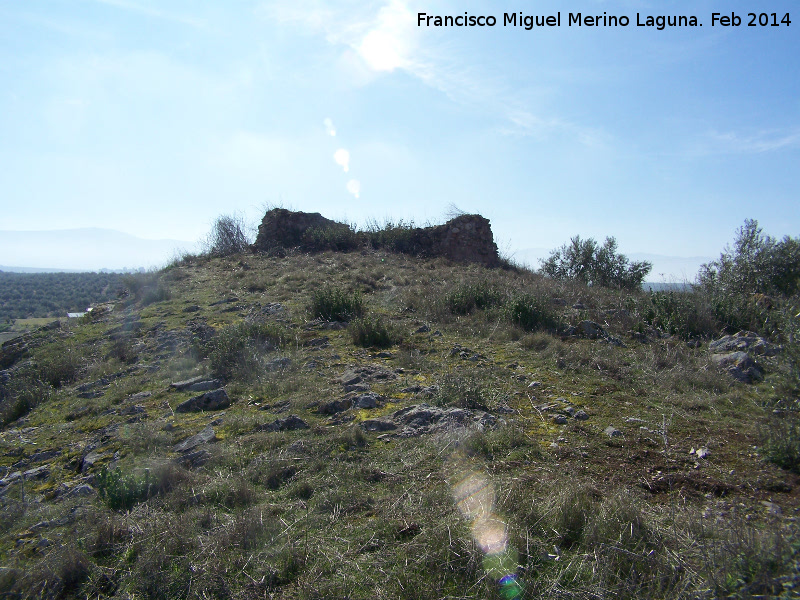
[252,209,500,267]
[252,209,352,252]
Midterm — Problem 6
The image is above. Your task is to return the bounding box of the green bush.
[435,372,490,410]
[349,315,400,349]
[541,235,652,290]
[446,282,504,315]
[504,293,560,332]
[96,464,183,511]
[206,321,288,381]
[35,344,84,388]
[763,415,800,473]
[699,219,800,298]
[642,291,718,339]
[309,286,364,321]
[303,224,361,251]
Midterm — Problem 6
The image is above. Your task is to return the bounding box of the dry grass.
[0,248,797,599]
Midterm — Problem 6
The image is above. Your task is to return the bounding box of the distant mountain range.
[0,228,196,272]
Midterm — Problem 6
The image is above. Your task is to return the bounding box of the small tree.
[540,236,651,290]
[203,214,252,257]
[698,219,800,297]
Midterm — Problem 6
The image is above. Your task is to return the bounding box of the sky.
[1,0,798,275]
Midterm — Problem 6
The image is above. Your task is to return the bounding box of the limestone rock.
[174,426,217,453]
[175,388,231,413]
[709,331,780,357]
[711,352,763,383]
[258,415,310,432]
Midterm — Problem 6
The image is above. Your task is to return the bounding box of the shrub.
[642,291,719,339]
[699,219,800,298]
[541,235,652,290]
[203,213,252,257]
[504,293,560,332]
[309,285,364,321]
[435,372,490,410]
[303,224,361,251]
[96,464,183,511]
[762,415,800,473]
[349,315,400,348]
[121,271,170,306]
[206,321,288,381]
[446,282,504,315]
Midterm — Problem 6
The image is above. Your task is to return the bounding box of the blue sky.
[1,0,798,274]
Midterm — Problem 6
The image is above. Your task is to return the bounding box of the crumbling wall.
[252,209,500,267]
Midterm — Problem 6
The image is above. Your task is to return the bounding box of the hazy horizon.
[0,225,712,281]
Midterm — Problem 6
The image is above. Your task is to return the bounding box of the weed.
[763,414,800,473]
[349,315,401,348]
[205,321,289,381]
[308,285,364,321]
[504,292,560,332]
[96,463,184,511]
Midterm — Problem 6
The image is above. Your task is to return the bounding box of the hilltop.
[0,217,798,599]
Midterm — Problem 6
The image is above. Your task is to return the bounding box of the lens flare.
[333,148,350,172]
[448,453,523,599]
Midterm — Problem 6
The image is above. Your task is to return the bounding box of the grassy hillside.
[0,249,798,599]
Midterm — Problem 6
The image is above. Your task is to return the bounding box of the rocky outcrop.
[708,330,777,383]
[252,209,500,266]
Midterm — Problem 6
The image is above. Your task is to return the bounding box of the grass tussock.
[309,285,364,321]
[349,314,402,348]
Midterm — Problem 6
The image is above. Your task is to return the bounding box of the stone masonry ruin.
[252,208,500,267]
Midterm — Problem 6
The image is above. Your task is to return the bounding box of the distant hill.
[0,228,195,271]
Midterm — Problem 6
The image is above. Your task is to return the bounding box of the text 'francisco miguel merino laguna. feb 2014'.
[416,12,792,30]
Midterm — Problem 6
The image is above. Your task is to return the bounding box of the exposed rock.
[577,320,606,339]
[317,398,352,415]
[415,324,431,334]
[257,415,310,432]
[340,365,397,391]
[265,357,292,372]
[174,426,217,453]
[360,403,498,438]
[184,379,223,392]
[553,415,568,425]
[169,376,204,390]
[574,410,590,421]
[23,465,49,480]
[261,302,285,315]
[711,352,763,383]
[29,450,61,463]
[361,419,398,432]
[174,449,211,469]
[604,426,623,438]
[709,331,780,357]
[352,392,382,409]
[66,484,96,498]
[175,388,231,413]
[80,452,104,474]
